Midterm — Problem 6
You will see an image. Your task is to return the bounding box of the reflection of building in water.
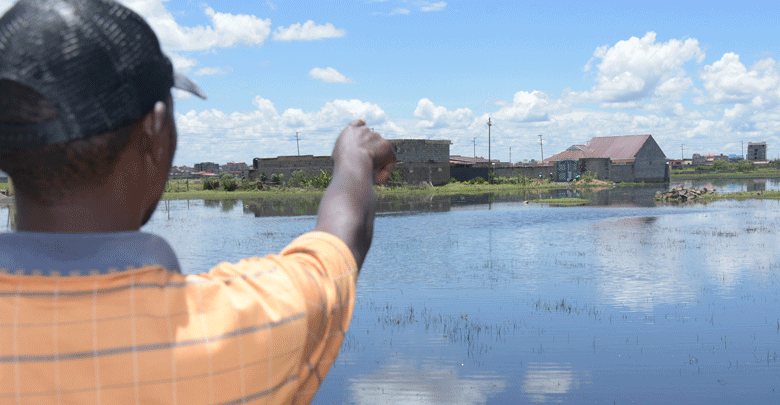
[348,361,507,405]
[522,363,589,403]
[750,179,767,192]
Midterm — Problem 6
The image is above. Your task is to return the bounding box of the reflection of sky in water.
[521,363,589,403]
[347,358,507,405]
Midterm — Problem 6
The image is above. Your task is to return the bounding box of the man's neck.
[14,191,143,233]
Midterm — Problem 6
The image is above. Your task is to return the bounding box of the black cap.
[0,0,206,149]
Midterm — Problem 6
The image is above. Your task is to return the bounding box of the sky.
[2,0,779,166]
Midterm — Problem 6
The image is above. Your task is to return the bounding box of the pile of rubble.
[655,185,716,202]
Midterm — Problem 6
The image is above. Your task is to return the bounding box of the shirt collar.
[0,231,181,276]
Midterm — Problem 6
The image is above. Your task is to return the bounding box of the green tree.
[711,160,730,171]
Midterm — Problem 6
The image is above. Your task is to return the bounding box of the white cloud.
[417,1,447,12]
[492,91,564,123]
[168,53,198,73]
[582,32,704,106]
[121,1,272,51]
[389,8,411,15]
[414,99,475,129]
[173,97,395,164]
[273,20,346,41]
[698,53,780,107]
[309,67,353,83]
[194,67,230,76]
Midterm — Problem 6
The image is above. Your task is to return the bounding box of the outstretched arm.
[314,119,395,270]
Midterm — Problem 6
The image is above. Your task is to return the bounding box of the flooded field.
[2,181,779,403]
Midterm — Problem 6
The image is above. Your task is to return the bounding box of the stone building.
[748,142,767,161]
[251,155,333,181]
[194,162,219,173]
[389,139,451,186]
[545,134,669,182]
[248,139,451,186]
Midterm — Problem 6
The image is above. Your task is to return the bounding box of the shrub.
[202,176,219,190]
[310,169,332,188]
[219,173,238,191]
[291,170,309,187]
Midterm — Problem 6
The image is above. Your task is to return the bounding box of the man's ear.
[141,101,168,164]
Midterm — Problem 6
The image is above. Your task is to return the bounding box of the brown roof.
[546,135,652,162]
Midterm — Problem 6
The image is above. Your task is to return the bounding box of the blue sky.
[3,0,779,166]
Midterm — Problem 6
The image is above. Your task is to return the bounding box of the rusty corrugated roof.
[583,135,651,160]
[546,135,652,162]
[545,145,587,162]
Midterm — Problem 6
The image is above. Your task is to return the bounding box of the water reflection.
[348,359,507,405]
[521,363,590,403]
[591,216,699,312]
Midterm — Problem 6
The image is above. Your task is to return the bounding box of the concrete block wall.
[398,162,450,186]
[609,164,634,183]
[251,155,333,180]
[390,139,450,163]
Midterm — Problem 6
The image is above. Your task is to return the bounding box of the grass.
[528,198,589,206]
[671,168,780,179]
[700,190,780,201]
[161,178,613,200]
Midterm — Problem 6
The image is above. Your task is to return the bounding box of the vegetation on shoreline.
[529,198,589,206]
[671,162,780,179]
[161,171,611,200]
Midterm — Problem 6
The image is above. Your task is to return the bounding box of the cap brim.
[173,71,207,99]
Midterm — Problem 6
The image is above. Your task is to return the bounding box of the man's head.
[0,0,205,228]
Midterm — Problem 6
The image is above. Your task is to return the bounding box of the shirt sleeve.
[204,231,358,404]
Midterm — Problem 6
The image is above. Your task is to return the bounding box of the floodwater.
[2,180,780,404]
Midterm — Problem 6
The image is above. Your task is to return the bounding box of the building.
[249,139,451,186]
[545,134,669,182]
[747,142,767,161]
[251,155,333,181]
[194,162,219,173]
[390,139,451,186]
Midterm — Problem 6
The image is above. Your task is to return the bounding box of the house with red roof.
[544,135,668,182]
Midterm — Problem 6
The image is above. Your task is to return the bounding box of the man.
[0,0,395,403]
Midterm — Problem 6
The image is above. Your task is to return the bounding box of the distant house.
[545,134,669,182]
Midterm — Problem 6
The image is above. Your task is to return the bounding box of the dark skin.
[14,101,175,233]
[15,103,395,270]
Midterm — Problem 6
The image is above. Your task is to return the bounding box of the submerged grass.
[702,190,780,201]
[529,198,589,206]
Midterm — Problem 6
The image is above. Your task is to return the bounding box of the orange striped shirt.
[0,231,357,404]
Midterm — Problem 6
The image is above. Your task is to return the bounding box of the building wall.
[390,139,451,186]
[582,158,610,180]
[390,139,450,164]
[633,137,668,181]
[251,155,333,180]
[399,162,450,185]
[748,143,767,161]
[194,162,219,173]
[609,163,635,183]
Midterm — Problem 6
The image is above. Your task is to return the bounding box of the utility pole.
[295,132,300,156]
[487,118,492,179]
[681,144,684,160]
[509,146,512,164]
[473,137,476,158]
[538,134,544,161]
